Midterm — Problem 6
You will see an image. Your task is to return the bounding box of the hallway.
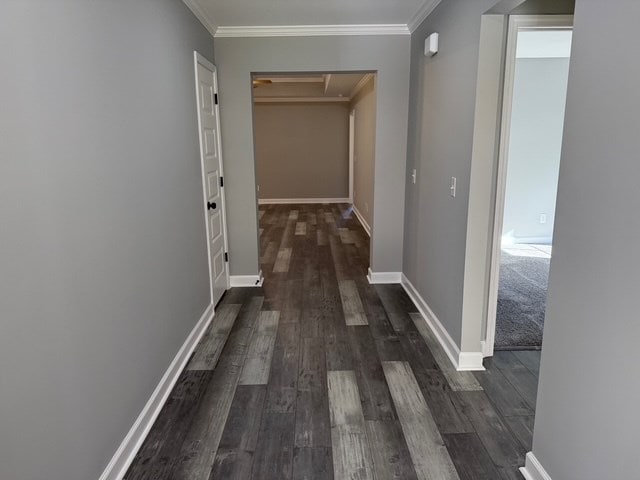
[125,203,537,479]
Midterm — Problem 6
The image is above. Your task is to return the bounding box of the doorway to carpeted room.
[495,244,550,350]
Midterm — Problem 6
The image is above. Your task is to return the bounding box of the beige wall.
[254,102,350,199]
[350,77,377,232]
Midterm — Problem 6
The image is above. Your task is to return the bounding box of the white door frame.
[194,51,230,306]
[484,15,573,356]
[349,109,355,203]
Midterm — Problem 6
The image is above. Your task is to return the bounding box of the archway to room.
[250,72,377,288]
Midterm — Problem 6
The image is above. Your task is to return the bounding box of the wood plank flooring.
[125,203,540,480]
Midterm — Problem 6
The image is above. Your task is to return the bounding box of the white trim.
[261,76,325,83]
[401,274,461,369]
[349,73,374,99]
[99,303,214,480]
[182,0,217,37]
[258,197,350,205]
[484,15,519,358]
[230,271,264,287]
[407,0,443,33]
[520,452,553,480]
[352,204,371,237]
[254,96,350,103]
[367,269,402,284]
[401,274,485,371]
[458,352,485,371]
[484,15,573,357]
[214,24,410,38]
[349,110,356,203]
[194,52,232,302]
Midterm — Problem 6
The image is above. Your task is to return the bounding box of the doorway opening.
[486,16,573,354]
[250,72,378,282]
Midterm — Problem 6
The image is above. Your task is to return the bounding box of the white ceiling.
[184,0,442,35]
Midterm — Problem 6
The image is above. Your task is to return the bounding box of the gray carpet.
[495,253,550,350]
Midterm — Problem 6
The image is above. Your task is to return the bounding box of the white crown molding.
[254,97,351,103]
[182,0,218,37]
[183,0,444,38]
[215,24,410,38]
[408,0,443,33]
[349,73,375,99]
[520,452,553,480]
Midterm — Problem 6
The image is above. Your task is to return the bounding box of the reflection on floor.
[125,204,538,480]
[496,244,551,350]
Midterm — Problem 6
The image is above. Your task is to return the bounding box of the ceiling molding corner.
[182,0,218,37]
[349,73,375,99]
[214,24,410,38]
[407,0,443,33]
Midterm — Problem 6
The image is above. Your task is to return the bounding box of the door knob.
[207,201,216,211]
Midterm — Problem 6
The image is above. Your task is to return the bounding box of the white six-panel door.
[194,52,229,306]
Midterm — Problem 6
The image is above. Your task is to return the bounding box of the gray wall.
[351,77,377,230]
[405,0,576,352]
[502,57,570,244]
[0,2,214,479]
[215,36,410,275]
[254,103,350,199]
[404,0,498,347]
[531,0,640,478]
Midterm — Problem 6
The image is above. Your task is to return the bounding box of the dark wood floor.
[125,203,540,480]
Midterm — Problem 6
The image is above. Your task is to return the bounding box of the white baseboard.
[367,268,402,284]
[230,270,264,287]
[258,197,350,205]
[400,273,484,371]
[458,352,485,371]
[400,273,461,369]
[352,205,371,237]
[510,236,553,246]
[99,303,215,480]
[520,452,552,480]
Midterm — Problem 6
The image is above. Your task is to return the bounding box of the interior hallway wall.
[403,0,499,348]
[351,77,377,232]
[215,35,410,276]
[254,102,350,200]
[0,1,214,479]
[404,0,576,355]
[529,0,640,478]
